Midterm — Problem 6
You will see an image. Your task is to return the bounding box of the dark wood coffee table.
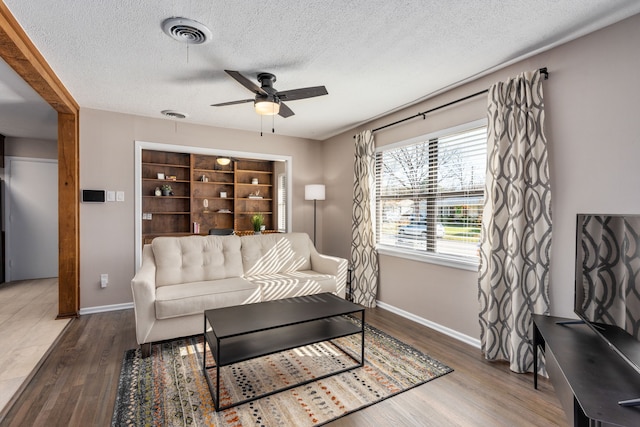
[202,293,365,411]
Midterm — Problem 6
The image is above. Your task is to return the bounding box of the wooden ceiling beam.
[0,1,79,318]
[0,3,78,114]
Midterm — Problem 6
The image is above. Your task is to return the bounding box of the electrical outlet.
[100,274,108,288]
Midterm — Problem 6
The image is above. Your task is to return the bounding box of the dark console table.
[533,314,640,427]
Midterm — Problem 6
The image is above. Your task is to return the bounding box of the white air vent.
[162,17,212,45]
[161,110,188,119]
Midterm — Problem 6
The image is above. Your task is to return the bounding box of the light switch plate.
[106,191,115,202]
[116,191,125,202]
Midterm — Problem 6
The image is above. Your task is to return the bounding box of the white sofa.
[131,232,348,356]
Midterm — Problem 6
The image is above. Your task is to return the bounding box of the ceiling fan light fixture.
[254,97,280,116]
[216,157,231,166]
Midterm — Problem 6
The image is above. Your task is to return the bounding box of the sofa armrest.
[131,244,157,345]
[309,250,349,298]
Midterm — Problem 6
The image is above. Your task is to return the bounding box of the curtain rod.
[354,67,548,137]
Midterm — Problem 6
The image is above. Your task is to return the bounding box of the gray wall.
[322,13,640,340]
[4,137,57,159]
[78,14,640,345]
[79,110,324,309]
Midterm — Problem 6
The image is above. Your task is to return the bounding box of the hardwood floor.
[1,306,567,426]
[0,279,71,414]
[331,309,566,426]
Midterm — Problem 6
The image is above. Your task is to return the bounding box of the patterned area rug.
[112,323,452,426]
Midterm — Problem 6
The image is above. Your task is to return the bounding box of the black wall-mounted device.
[82,189,106,203]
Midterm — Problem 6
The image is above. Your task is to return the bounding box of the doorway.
[4,157,58,281]
[0,6,80,317]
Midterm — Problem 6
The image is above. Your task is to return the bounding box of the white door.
[5,157,58,281]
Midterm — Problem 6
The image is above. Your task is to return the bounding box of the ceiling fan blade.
[225,70,266,95]
[278,102,295,118]
[276,86,328,101]
[211,99,254,107]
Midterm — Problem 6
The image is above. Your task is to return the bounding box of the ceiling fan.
[211,70,328,118]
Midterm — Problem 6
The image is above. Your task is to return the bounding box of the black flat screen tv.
[575,214,640,406]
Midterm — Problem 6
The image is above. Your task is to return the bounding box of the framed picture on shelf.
[157,173,165,180]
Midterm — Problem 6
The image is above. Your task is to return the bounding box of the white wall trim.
[376,300,481,349]
[377,246,479,272]
[374,118,487,152]
[79,302,134,315]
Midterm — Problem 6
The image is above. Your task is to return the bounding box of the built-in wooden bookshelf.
[141,150,274,245]
[191,154,236,233]
[141,150,191,244]
[234,159,274,232]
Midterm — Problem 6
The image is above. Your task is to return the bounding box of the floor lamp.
[305,184,325,246]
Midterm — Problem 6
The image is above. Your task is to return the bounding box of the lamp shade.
[216,157,231,166]
[305,184,325,201]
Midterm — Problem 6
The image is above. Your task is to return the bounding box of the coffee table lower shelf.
[203,313,364,411]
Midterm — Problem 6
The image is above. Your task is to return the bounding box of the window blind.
[375,125,487,262]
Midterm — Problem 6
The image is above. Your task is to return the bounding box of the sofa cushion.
[245,270,336,301]
[155,277,260,319]
[153,235,244,287]
[240,233,312,276]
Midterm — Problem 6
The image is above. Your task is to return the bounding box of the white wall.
[1,137,57,284]
[322,13,640,339]
[79,110,324,309]
[4,157,58,281]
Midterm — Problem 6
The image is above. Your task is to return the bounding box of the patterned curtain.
[478,69,552,373]
[578,215,640,340]
[351,130,379,307]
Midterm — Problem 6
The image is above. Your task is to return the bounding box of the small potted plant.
[251,214,264,234]
[160,184,172,196]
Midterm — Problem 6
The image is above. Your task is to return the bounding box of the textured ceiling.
[0,57,57,140]
[3,0,640,141]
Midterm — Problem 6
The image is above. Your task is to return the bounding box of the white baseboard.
[375,300,481,349]
[79,302,134,315]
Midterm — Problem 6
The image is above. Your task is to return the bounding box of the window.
[375,121,487,266]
